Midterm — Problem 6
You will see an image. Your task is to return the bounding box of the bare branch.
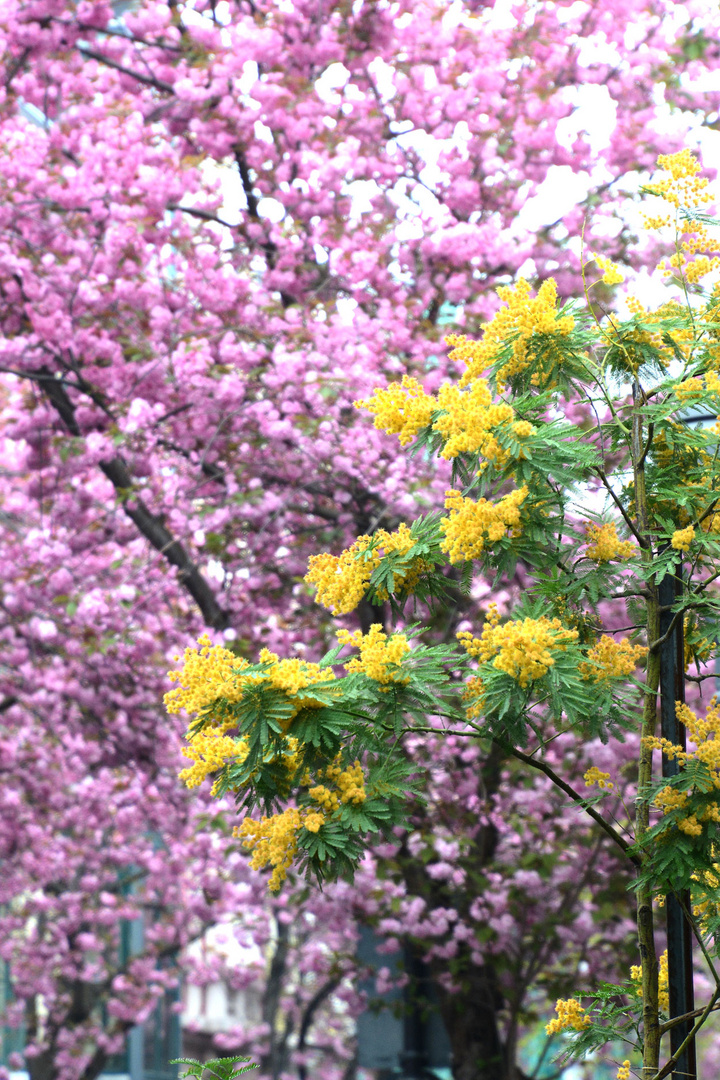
[167,202,237,230]
[595,468,649,548]
[35,368,229,629]
[76,44,175,93]
[503,744,641,866]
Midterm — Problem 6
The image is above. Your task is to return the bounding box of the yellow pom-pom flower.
[354,374,436,445]
[432,379,515,464]
[644,698,720,837]
[179,730,249,791]
[579,636,648,682]
[446,277,575,389]
[165,633,251,716]
[234,809,303,891]
[512,419,535,439]
[631,951,669,1013]
[591,252,625,285]
[337,624,411,685]
[671,525,695,551]
[305,522,429,615]
[303,811,325,833]
[676,377,705,402]
[458,605,578,689]
[584,766,613,790]
[440,485,528,563]
[167,635,336,790]
[545,998,591,1035]
[652,148,712,209]
[585,522,636,562]
[305,536,375,615]
[356,372,531,472]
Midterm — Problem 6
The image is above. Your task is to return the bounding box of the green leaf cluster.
[171,1057,258,1080]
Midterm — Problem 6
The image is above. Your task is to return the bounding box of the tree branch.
[595,469,649,549]
[36,369,229,629]
[167,202,237,230]
[651,988,720,1080]
[76,44,175,92]
[297,977,342,1080]
[502,743,641,866]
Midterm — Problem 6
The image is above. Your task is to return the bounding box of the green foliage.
[171,1057,258,1080]
[363,512,453,614]
[555,982,643,1062]
[634,764,720,897]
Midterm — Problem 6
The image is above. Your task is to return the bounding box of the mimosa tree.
[168,149,720,1080]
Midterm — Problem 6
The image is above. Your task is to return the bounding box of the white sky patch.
[213,1,232,22]
[254,119,274,144]
[515,167,594,233]
[452,119,472,152]
[615,268,666,314]
[178,0,231,43]
[555,0,590,23]
[696,123,720,161]
[366,55,396,104]
[237,59,259,96]
[315,61,351,104]
[572,30,620,67]
[195,160,244,230]
[440,0,465,31]
[395,217,425,243]
[345,178,381,218]
[256,197,285,223]
[556,84,617,154]
[18,99,52,129]
[336,297,358,324]
[205,559,225,584]
[568,476,620,523]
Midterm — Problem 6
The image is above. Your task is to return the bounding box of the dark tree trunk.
[389,743,533,1080]
[26,1031,112,1080]
[27,1047,59,1080]
[260,915,291,1080]
[430,962,527,1080]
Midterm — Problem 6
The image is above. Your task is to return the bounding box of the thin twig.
[76,44,175,92]
[649,607,685,653]
[595,469,648,548]
[651,989,720,1080]
[500,744,640,866]
[659,1001,720,1035]
[167,202,237,230]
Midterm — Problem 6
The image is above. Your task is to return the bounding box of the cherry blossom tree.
[0,446,360,1080]
[181,886,362,1080]
[2,1,720,1078]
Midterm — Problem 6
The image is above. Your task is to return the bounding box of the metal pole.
[658,566,696,1080]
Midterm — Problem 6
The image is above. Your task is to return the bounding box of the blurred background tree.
[1,1,720,1077]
